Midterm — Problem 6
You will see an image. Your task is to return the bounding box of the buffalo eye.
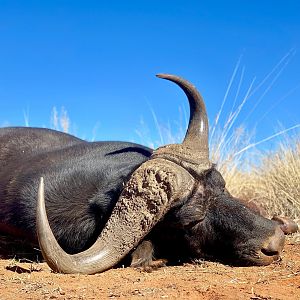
[176,205,205,228]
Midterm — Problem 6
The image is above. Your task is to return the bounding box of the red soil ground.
[0,243,299,300]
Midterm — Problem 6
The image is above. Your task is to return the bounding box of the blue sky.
[0,1,299,148]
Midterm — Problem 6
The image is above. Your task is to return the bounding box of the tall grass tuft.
[249,137,300,218]
[50,106,70,133]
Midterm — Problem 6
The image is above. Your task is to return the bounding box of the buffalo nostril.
[261,244,279,256]
[261,226,285,257]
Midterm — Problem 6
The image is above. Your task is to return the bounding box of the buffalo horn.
[36,74,208,274]
[156,74,209,162]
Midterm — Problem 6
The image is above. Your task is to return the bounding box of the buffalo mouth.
[210,248,283,267]
[203,249,282,267]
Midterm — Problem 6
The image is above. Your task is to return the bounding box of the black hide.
[0,127,151,253]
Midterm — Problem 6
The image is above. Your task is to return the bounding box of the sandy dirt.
[0,242,300,300]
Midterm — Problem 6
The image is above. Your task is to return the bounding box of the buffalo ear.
[175,205,205,229]
[272,216,299,234]
[173,186,208,229]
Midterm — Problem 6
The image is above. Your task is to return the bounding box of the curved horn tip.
[38,177,44,198]
[156,73,172,79]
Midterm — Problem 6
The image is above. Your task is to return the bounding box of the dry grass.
[259,140,300,218]
[237,137,300,219]
[216,134,300,218]
[50,106,70,133]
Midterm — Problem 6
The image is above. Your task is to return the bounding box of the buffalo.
[0,74,297,274]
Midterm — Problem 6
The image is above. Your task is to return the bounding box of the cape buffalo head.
[36,74,285,274]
